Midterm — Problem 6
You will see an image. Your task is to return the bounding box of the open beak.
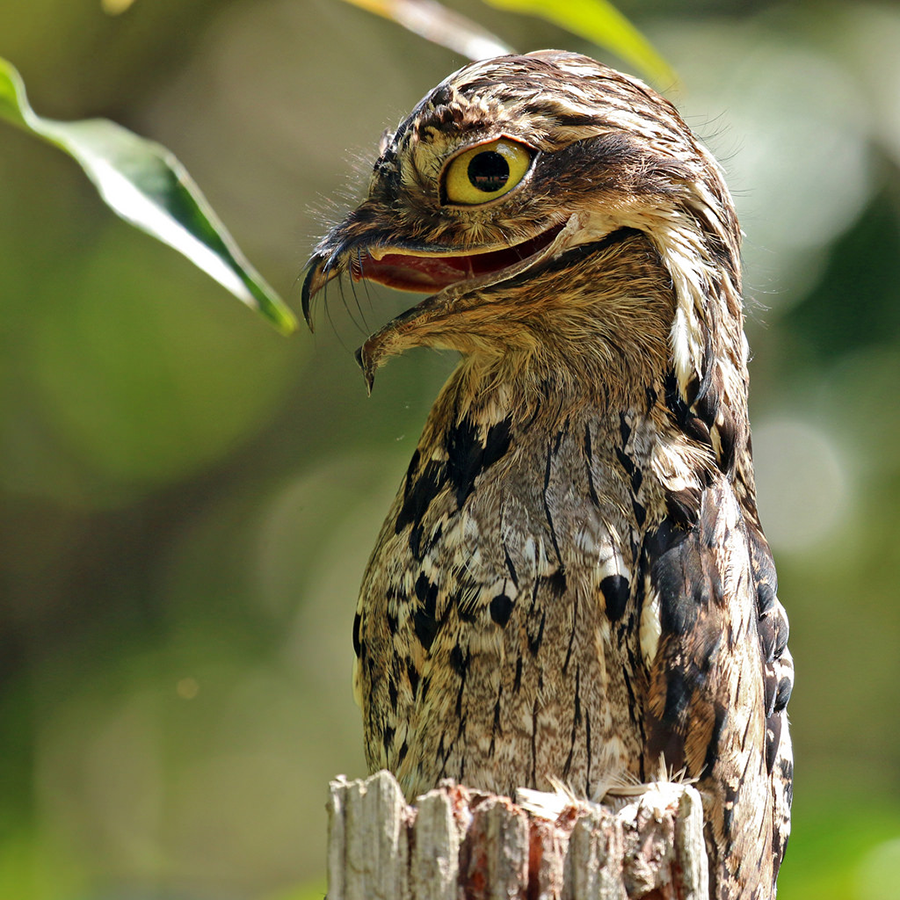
[301,220,567,329]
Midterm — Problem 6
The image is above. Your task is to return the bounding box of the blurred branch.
[0,56,298,335]
[338,0,513,59]
[336,0,675,87]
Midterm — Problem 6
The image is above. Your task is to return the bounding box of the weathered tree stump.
[327,770,708,899]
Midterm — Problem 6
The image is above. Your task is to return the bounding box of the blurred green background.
[2,0,900,897]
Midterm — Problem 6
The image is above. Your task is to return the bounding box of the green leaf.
[0,56,297,335]
[481,0,677,87]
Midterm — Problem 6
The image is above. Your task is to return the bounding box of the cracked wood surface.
[327,770,708,899]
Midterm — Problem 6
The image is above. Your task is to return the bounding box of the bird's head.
[303,51,746,424]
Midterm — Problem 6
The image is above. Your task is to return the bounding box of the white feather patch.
[640,583,662,668]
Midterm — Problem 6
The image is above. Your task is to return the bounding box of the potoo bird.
[303,51,793,898]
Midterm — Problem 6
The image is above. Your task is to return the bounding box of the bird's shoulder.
[638,471,792,895]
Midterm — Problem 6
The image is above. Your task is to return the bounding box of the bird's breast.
[355,399,663,799]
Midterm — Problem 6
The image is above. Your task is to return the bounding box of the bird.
[302,50,793,899]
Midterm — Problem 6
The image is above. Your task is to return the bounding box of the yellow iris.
[442,138,534,206]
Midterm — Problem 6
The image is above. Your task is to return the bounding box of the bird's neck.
[358,230,677,407]
[432,233,677,430]
[437,358,659,447]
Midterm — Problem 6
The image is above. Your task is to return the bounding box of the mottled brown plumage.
[303,51,793,899]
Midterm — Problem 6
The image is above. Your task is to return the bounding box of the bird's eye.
[442,139,534,206]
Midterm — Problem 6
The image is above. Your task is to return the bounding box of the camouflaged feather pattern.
[304,50,793,899]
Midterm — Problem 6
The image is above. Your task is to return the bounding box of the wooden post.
[327,770,709,899]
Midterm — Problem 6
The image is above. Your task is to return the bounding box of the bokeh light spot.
[176,678,200,700]
[752,416,850,553]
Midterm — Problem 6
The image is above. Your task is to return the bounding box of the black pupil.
[467,151,510,193]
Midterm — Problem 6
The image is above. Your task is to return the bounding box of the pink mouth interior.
[356,223,564,292]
